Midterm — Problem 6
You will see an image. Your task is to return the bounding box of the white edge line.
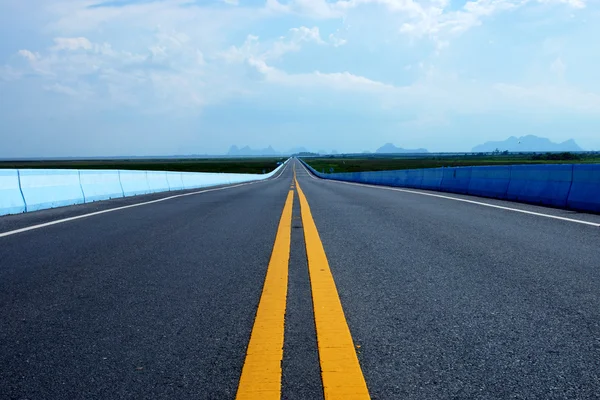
[0,161,291,238]
[296,159,600,227]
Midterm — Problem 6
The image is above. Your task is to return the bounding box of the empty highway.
[2,159,600,399]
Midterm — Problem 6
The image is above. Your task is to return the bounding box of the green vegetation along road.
[0,158,286,174]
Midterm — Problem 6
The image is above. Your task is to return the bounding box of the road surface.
[1,159,600,399]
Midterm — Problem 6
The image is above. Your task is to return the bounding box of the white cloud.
[219,35,260,64]
[290,26,326,43]
[9,30,214,113]
[18,49,40,62]
[247,57,400,93]
[266,0,344,18]
[221,26,336,62]
[266,26,326,59]
[52,37,93,51]
[538,0,586,8]
[265,0,587,46]
[329,33,347,47]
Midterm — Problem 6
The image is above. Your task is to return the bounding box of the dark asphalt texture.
[2,159,600,399]
[1,165,295,399]
[296,162,600,399]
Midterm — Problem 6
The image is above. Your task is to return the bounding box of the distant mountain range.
[472,135,584,152]
[376,143,429,154]
[227,145,279,156]
[227,146,338,156]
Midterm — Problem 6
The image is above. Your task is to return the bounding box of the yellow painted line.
[295,176,371,400]
[236,190,294,399]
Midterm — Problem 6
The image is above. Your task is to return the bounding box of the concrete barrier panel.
[467,166,511,199]
[355,171,379,185]
[388,170,409,187]
[0,170,26,216]
[567,165,600,212]
[506,164,573,207]
[421,168,444,191]
[166,172,184,191]
[181,172,225,189]
[147,171,170,193]
[226,173,240,185]
[406,169,424,188]
[440,167,472,194]
[181,172,201,189]
[375,171,402,186]
[19,169,85,212]
[79,170,124,203]
[119,171,151,196]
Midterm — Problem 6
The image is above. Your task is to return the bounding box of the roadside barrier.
[440,167,472,194]
[0,170,26,215]
[19,169,85,212]
[146,171,171,193]
[79,170,124,202]
[421,168,444,191]
[119,171,151,197]
[166,172,185,191]
[406,169,424,188]
[467,166,511,199]
[0,160,288,216]
[300,159,600,214]
[567,165,600,213]
[505,164,573,207]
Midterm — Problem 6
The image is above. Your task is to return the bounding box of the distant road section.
[2,159,600,399]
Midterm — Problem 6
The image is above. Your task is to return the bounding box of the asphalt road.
[2,159,600,399]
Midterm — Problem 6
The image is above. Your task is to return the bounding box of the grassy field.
[304,153,600,174]
[0,158,286,174]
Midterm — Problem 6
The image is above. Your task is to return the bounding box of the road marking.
[296,160,600,228]
[236,190,294,399]
[0,162,290,239]
[295,176,371,400]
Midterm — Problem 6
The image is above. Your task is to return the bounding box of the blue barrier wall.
[440,167,472,194]
[0,170,26,216]
[421,168,444,191]
[506,164,573,207]
[405,169,424,188]
[80,170,124,202]
[300,159,600,214]
[567,165,600,213]
[467,166,511,199]
[19,169,85,212]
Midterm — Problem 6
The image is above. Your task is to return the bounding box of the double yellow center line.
[236,168,370,399]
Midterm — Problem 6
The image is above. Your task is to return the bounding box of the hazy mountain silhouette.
[376,143,428,154]
[227,145,279,156]
[288,147,309,154]
[472,135,584,152]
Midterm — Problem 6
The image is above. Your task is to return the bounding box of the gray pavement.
[295,161,600,399]
[1,159,600,399]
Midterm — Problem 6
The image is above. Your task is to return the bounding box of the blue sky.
[1,0,599,156]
